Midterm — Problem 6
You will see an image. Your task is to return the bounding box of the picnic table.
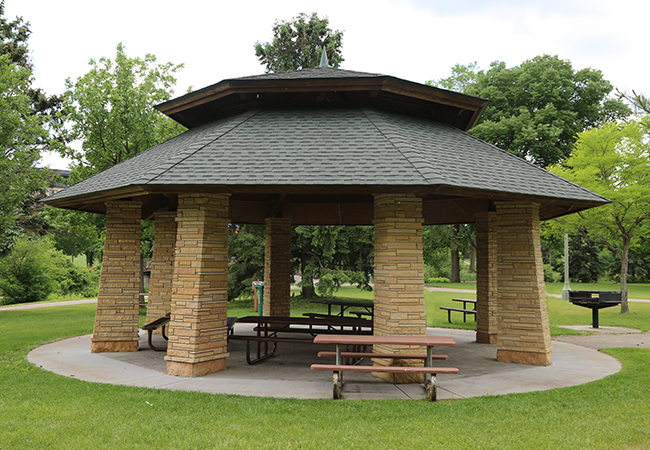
[309,299,374,318]
[440,298,477,323]
[229,315,372,364]
[311,334,458,401]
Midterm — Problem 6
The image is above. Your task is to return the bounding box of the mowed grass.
[2,286,650,449]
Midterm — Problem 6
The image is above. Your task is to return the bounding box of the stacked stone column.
[165,193,231,377]
[373,194,426,383]
[475,212,498,344]
[145,211,177,327]
[91,201,142,353]
[495,202,552,365]
[263,218,292,317]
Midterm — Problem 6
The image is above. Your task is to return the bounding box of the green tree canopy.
[0,2,53,251]
[429,55,630,167]
[255,13,343,72]
[292,225,374,298]
[54,44,186,263]
[61,43,185,181]
[549,118,650,312]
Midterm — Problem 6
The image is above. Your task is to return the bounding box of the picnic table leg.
[333,343,343,399]
[447,309,452,323]
[425,346,436,401]
[425,374,437,402]
[147,329,167,352]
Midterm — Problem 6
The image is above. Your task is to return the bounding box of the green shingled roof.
[44,106,605,204]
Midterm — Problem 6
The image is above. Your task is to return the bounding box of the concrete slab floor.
[27,325,623,401]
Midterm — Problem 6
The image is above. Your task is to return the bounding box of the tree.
[292,225,373,299]
[429,55,630,167]
[228,224,265,301]
[617,89,650,116]
[255,13,343,72]
[0,3,61,250]
[0,53,48,250]
[550,118,650,313]
[62,43,186,178]
[423,224,474,283]
[56,44,186,264]
[46,207,105,266]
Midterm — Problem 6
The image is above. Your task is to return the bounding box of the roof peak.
[319,47,329,67]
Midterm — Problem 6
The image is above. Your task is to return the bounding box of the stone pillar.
[262,218,292,317]
[373,194,426,383]
[475,212,498,344]
[495,202,552,366]
[145,211,177,327]
[165,193,230,377]
[91,201,142,353]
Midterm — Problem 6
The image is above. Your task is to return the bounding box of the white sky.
[7,0,649,169]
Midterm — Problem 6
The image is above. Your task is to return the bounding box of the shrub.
[0,237,58,304]
[53,258,100,298]
[425,276,451,284]
[543,264,562,283]
[0,236,100,305]
[423,249,451,279]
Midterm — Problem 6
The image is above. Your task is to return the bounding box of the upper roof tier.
[155,66,488,131]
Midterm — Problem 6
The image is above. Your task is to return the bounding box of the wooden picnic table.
[311,334,458,401]
[230,315,372,364]
[309,299,374,317]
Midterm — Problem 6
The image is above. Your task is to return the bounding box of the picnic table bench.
[230,315,372,364]
[311,334,458,401]
[142,314,237,352]
[440,298,477,323]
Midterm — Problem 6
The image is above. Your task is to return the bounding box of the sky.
[6,0,649,169]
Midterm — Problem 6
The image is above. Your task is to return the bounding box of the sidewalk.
[0,298,97,311]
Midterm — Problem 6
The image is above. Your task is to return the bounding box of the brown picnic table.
[311,334,458,401]
[229,315,372,364]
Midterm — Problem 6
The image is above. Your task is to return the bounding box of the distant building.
[45,169,70,197]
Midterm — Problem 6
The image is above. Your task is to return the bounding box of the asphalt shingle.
[44,106,606,204]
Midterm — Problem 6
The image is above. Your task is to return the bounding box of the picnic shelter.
[43,65,608,379]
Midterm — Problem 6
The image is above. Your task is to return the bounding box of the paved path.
[0,298,97,311]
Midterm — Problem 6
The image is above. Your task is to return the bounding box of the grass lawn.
[1,287,650,449]
[423,283,650,334]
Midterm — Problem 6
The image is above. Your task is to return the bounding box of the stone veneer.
[145,211,177,327]
[165,193,231,377]
[91,201,142,353]
[372,194,427,383]
[495,202,552,366]
[475,212,498,344]
[263,218,292,317]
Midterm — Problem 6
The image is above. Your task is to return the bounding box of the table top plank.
[310,299,374,309]
[236,315,371,327]
[313,334,456,347]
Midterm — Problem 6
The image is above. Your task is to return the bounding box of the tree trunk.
[620,237,630,313]
[450,225,460,283]
[300,245,316,299]
[468,248,476,273]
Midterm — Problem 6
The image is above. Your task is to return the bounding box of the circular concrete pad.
[27,326,622,401]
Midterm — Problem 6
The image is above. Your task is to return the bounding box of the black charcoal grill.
[568,290,622,328]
